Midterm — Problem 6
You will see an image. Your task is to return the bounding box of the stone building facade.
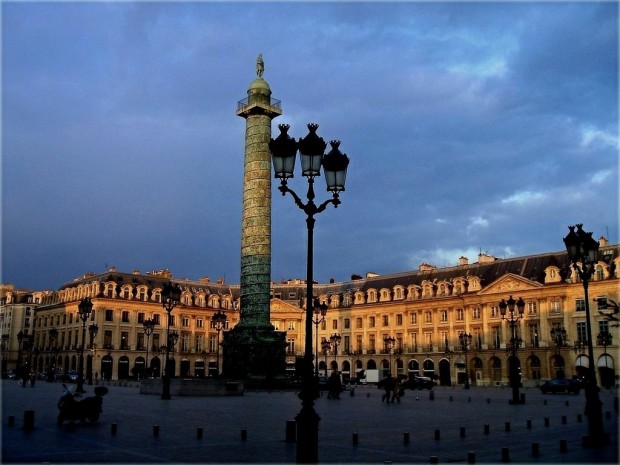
[2,239,618,387]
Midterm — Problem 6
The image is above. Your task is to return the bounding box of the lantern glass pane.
[301,153,322,177]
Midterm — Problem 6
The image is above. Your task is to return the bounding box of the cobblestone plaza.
[2,380,617,463]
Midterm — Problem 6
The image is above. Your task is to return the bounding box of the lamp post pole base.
[295,402,320,463]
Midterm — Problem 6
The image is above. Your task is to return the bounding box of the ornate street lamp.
[459,332,473,389]
[87,323,98,384]
[563,223,608,446]
[143,318,156,378]
[312,299,328,378]
[212,310,227,377]
[161,282,181,400]
[383,336,395,376]
[48,328,58,382]
[499,295,525,404]
[329,333,341,367]
[270,122,349,463]
[76,298,94,393]
[550,326,567,378]
[321,338,331,376]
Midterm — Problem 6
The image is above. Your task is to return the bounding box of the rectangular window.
[440,310,448,322]
[105,310,113,322]
[472,307,481,319]
[491,306,500,318]
[410,313,417,325]
[369,317,375,328]
[356,317,363,329]
[288,292,296,299]
[153,314,160,325]
[576,322,587,343]
[137,313,145,324]
[122,311,130,323]
[169,315,175,327]
[197,318,203,328]
[320,320,326,331]
[287,339,295,354]
[456,309,464,321]
[120,331,129,350]
[410,333,417,351]
[104,330,113,349]
[369,335,376,353]
[599,320,609,334]
[344,318,350,329]
[195,335,203,352]
[356,335,362,352]
[382,315,389,327]
[136,333,145,351]
[152,334,160,351]
[492,327,500,349]
[596,296,608,310]
[424,311,432,324]
[575,299,586,312]
[332,319,338,330]
[181,335,189,352]
[551,300,561,313]
[182,316,189,327]
[425,333,432,351]
[209,335,217,352]
[396,314,403,326]
[288,321,295,331]
[527,301,537,315]
[344,335,350,352]
[529,324,539,347]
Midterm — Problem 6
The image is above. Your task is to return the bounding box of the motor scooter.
[57,385,108,425]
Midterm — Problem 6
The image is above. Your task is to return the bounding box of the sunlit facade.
[2,239,618,387]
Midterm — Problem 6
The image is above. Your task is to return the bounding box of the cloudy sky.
[2,1,618,291]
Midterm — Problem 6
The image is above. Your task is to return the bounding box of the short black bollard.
[560,439,567,452]
[197,427,203,439]
[434,429,440,440]
[403,432,410,444]
[352,432,358,445]
[153,425,159,437]
[429,391,435,401]
[577,414,582,422]
[487,398,491,404]
[520,393,526,404]
[532,443,539,457]
[8,415,15,427]
[430,456,438,464]
[23,410,34,431]
[543,399,547,405]
[350,388,355,397]
[501,447,509,463]
[285,420,296,443]
[526,419,532,429]
[111,423,118,435]
[565,400,569,407]
[241,429,247,441]
[449,395,453,402]
[467,451,475,464]
[460,426,466,438]
[468,396,471,403]
[561,415,567,424]
[484,424,490,435]
[544,417,550,427]
[505,421,510,432]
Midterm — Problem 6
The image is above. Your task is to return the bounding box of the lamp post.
[270,122,349,463]
[161,282,181,400]
[321,338,331,375]
[312,300,328,378]
[550,326,567,378]
[459,332,472,389]
[16,330,25,374]
[330,333,341,367]
[143,319,156,379]
[212,310,227,377]
[383,336,395,376]
[563,224,608,446]
[76,298,93,393]
[499,295,525,404]
[48,328,58,381]
[87,323,98,384]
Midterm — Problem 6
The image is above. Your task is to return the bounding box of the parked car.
[540,378,582,394]
[2,370,16,380]
[403,376,434,390]
[63,371,80,383]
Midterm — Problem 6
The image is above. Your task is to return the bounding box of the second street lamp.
[161,282,181,400]
[499,295,525,404]
[212,310,227,377]
[270,122,349,463]
[312,300,328,378]
[550,326,567,378]
[143,319,156,379]
[459,332,472,389]
[76,298,93,393]
[48,328,58,382]
[88,323,98,384]
[383,336,395,376]
[563,223,608,446]
[330,333,341,366]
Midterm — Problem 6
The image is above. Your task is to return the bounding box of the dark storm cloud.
[2,2,617,290]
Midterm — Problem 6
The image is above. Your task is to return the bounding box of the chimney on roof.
[216,278,225,285]
[200,277,211,283]
[599,236,609,246]
[478,253,497,263]
[132,269,141,275]
[419,263,437,271]
[351,274,363,280]
[458,256,469,266]
[329,278,335,284]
